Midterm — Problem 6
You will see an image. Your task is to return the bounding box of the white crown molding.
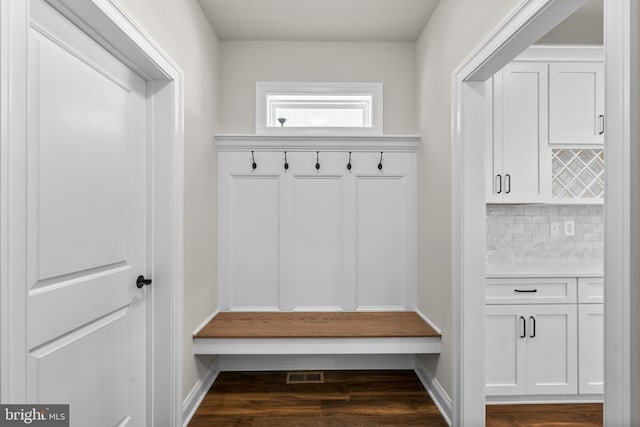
[214,134,420,152]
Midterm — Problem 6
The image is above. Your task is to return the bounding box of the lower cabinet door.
[578,304,604,394]
[526,304,578,395]
[485,305,527,396]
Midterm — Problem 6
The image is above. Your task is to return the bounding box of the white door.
[492,63,549,202]
[549,62,605,145]
[526,304,578,395]
[26,1,148,426]
[578,304,604,394]
[485,305,527,396]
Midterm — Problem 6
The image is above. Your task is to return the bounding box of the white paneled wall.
[217,136,418,312]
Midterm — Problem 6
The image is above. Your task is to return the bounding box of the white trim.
[486,394,603,404]
[255,82,383,136]
[1,0,29,403]
[214,134,420,152]
[455,0,590,82]
[182,357,220,427]
[192,310,219,337]
[513,45,604,62]
[193,337,441,355]
[450,0,590,425]
[415,309,443,336]
[218,354,415,371]
[0,0,184,425]
[604,1,638,425]
[414,355,452,426]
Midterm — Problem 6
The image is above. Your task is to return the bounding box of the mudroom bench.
[193,311,441,355]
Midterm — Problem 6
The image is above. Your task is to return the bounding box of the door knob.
[136,275,152,289]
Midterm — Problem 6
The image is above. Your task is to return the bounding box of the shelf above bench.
[193,312,441,355]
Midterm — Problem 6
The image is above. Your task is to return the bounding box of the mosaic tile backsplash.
[486,205,603,263]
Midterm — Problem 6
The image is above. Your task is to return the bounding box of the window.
[256,82,383,136]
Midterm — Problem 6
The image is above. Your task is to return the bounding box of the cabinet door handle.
[496,174,502,194]
[514,289,537,293]
[598,114,605,135]
[529,316,536,338]
[520,316,526,339]
[505,174,511,194]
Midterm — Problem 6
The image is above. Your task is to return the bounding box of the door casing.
[451,0,638,425]
[0,0,185,425]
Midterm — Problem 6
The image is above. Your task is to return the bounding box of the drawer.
[486,277,577,304]
[578,277,604,304]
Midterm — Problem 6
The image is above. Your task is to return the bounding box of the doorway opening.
[452,0,636,425]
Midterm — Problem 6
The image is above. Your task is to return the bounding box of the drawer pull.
[514,289,537,293]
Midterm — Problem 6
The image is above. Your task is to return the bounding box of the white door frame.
[0,0,185,426]
[451,0,638,425]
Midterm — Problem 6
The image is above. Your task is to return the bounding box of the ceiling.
[197,0,440,42]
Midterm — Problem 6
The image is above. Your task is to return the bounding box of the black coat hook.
[347,152,352,170]
[315,151,320,170]
[284,151,289,170]
[378,152,383,170]
[251,151,257,170]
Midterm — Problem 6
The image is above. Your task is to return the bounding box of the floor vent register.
[286,371,325,384]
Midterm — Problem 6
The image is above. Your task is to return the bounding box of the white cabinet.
[487,47,605,204]
[578,277,604,304]
[217,137,417,312]
[526,304,578,395]
[488,63,549,203]
[485,304,577,396]
[485,277,577,305]
[578,277,604,395]
[485,275,603,399]
[549,62,605,145]
[578,304,604,394]
[485,305,527,395]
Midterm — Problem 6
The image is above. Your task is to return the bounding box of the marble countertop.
[486,259,603,278]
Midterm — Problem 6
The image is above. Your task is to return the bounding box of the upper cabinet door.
[549,62,605,145]
[491,63,549,203]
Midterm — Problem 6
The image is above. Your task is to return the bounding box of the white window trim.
[255,82,383,136]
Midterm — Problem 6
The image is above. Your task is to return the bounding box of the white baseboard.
[486,394,604,404]
[414,355,452,426]
[192,309,220,336]
[182,357,221,427]
[219,354,415,371]
[415,309,443,335]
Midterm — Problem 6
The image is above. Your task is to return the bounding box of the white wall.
[116,0,220,398]
[415,0,521,397]
[537,0,603,45]
[219,41,417,134]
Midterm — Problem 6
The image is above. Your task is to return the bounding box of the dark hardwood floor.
[188,370,447,426]
[188,370,603,427]
[486,403,603,426]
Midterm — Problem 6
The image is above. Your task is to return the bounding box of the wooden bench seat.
[193,311,441,355]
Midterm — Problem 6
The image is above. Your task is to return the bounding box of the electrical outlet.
[564,220,575,237]
[551,222,560,236]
